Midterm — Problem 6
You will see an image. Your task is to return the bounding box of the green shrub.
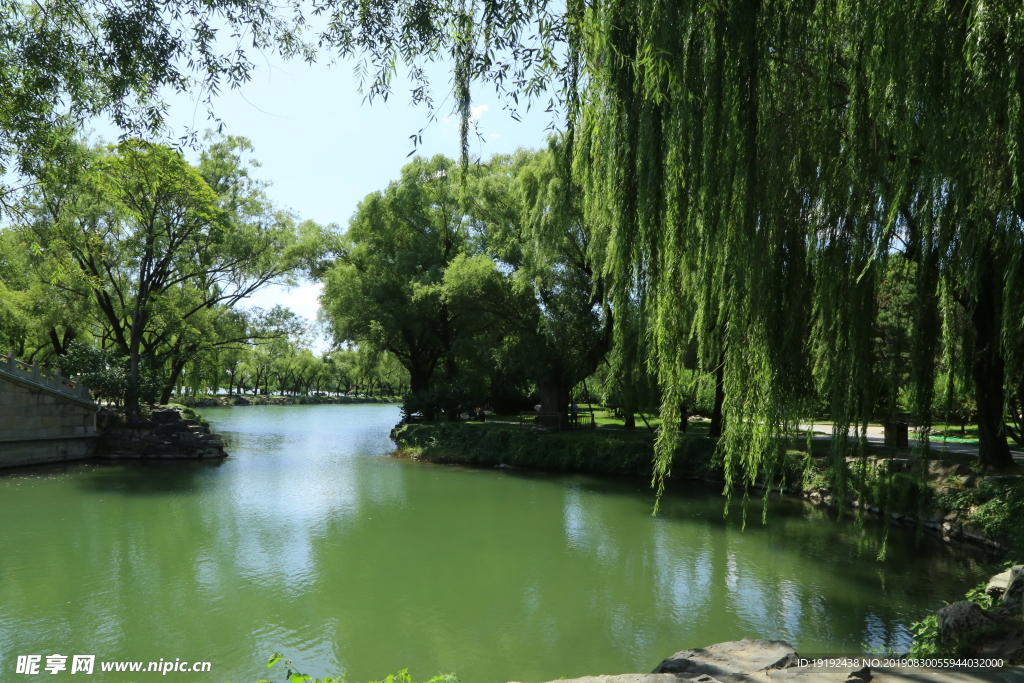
[393,422,722,478]
[907,563,1015,657]
[862,471,933,516]
[258,654,458,683]
[941,479,1024,552]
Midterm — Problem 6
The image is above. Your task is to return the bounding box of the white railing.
[1,351,95,403]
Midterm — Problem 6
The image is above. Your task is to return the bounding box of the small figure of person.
[571,402,579,426]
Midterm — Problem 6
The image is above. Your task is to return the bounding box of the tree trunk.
[48,327,77,357]
[971,255,1014,470]
[538,378,570,430]
[709,354,726,438]
[408,361,436,420]
[125,333,142,416]
[159,358,188,405]
[623,412,636,429]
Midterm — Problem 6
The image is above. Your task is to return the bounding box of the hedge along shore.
[390,421,1022,557]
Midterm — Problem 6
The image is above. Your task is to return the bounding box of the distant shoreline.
[178,395,400,408]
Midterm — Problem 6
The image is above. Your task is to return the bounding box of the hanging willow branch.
[311,0,1024,492]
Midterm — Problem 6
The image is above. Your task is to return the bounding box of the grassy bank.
[392,421,723,479]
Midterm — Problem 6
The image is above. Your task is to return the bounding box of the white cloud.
[243,281,324,321]
[470,104,489,120]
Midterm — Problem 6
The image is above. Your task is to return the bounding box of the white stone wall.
[0,375,97,467]
[0,438,95,467]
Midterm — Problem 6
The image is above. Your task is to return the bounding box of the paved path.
[799,423,1024,464]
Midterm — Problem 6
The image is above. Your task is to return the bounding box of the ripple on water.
[0,404,992,683]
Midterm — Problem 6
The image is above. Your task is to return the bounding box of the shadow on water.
[73,459,226,496]
[493,463,990,585]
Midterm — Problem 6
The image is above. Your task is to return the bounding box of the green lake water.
[0,404,993,683]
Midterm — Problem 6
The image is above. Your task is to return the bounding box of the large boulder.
[987,566,1020,599]
[153,421,188,436]
[651,638,798,679]
[150,408,182,423]
[513,676,715,683]
[927,460,973,482]
[936,601,995,644]
[1002,566,1024,610]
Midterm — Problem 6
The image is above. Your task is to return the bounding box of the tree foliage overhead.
[576,0,1024,483]
[310,0,1024,481]
[4,0,1024,485]
[0,0,311,203]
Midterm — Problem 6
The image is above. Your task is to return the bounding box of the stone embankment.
[796,457,1021,553]
[1,358,98,467]
[95,407,226,460]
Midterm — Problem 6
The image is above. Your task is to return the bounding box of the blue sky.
[93,53,558,343]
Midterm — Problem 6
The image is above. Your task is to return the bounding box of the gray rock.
[150,409,181,423]
[1001,565,1024,609]
[936,601,993,643]
[987,568,1016,599]
[513,676,704,683]
[652,638,798,679]
[153,422,188,436]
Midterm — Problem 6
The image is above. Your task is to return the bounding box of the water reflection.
[556,473,989,658]
[0,405,993,683]
[76,460,225,496]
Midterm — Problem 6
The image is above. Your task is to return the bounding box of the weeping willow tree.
[309,0,1024,487]
[574,0,1024,487]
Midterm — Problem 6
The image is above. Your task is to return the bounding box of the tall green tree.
[572,0,1024,480]
[21,138,299,413]
[445,141,613,426]
[321,155,471,416]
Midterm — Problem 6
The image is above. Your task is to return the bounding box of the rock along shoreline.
[522,632,1022,683]
[95,406,227,460]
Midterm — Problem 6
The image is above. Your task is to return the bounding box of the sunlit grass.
[486,405,715,433]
